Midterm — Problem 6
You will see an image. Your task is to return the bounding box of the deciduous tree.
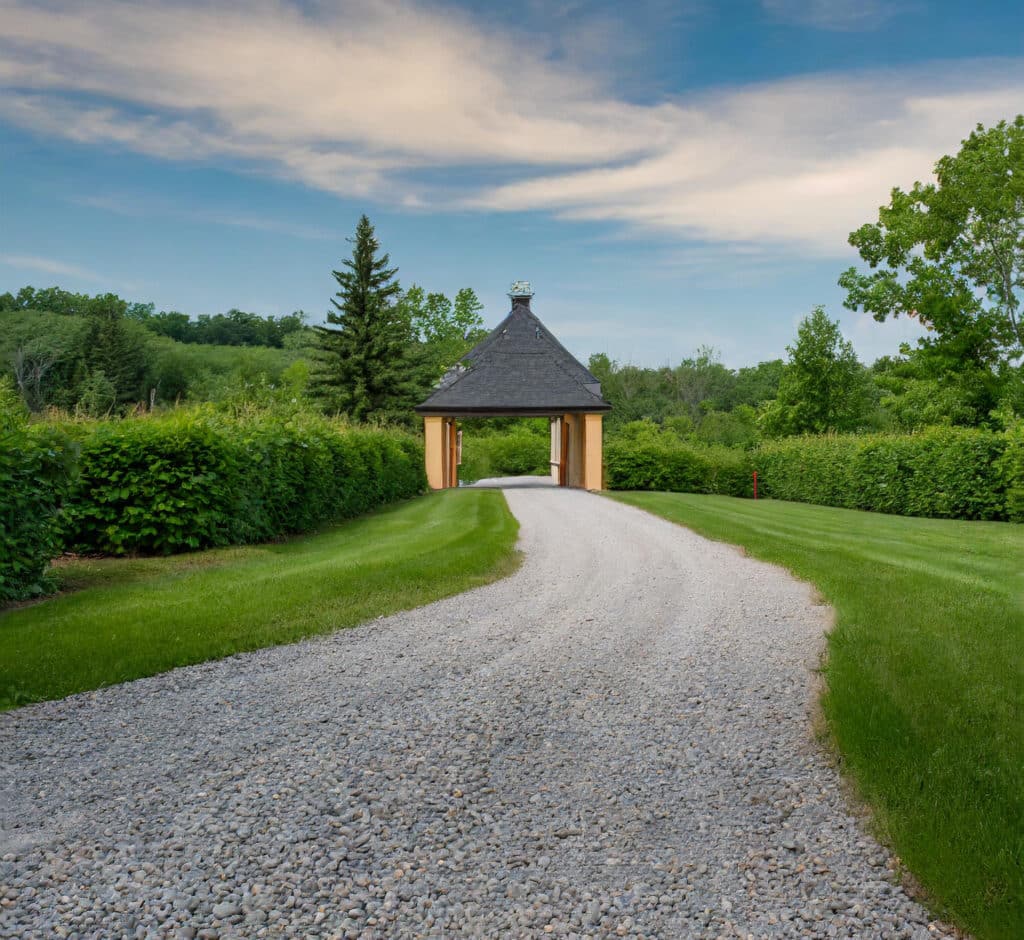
[759,306,875,436]
[840,116,1024,367]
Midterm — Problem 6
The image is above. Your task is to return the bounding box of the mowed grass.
[0,489,519,710]
[607,492,1023,940]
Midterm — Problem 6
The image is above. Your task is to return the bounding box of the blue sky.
[2,0,1023,367]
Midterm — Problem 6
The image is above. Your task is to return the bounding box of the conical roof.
[415,302,611,416]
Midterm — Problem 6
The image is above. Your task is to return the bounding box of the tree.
[760,306,875,437]
[840,116,1024,369]
[400,284,487,388]
[313,215,412,421]
[81,308,148,406]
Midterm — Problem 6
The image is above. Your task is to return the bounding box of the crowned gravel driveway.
[1,480,949,939]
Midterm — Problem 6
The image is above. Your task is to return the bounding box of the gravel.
[0,480,953,939]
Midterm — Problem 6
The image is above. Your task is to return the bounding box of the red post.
[753,470,758,500]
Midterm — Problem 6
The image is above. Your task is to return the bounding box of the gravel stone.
[0,479,956,938]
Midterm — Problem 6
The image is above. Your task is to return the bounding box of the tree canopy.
[840,116,1024,367]
[759,306,875,437]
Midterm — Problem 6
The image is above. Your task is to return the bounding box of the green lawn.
[607,492,1023,940]
[0,489,519,710]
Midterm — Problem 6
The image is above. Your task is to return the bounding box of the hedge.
[0,383,76,601]
[756,428,1015,521]
[998,423,1024,522]
[63,411,426,555]
[459,428,549,483]
[602,426,1023,522]
[605,438,753,496]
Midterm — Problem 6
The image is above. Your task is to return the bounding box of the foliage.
[313,215,414,422]
[604,427,752,496]
[608,492,1023,938]
[400,284,487,388]
[759,306,876,437]
[62,409,425,555]
[0,490,519,709]
[0,285,310,348]
[840,116,1024,367]
[0,379,76,601]
[458,420,550,482]
[756,428,1012,520]
[997,420,1024,522]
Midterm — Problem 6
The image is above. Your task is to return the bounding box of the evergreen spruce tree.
[314,215,413,421]
[82,308,148,406]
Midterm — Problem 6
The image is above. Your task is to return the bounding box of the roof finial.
[508,280,533,309]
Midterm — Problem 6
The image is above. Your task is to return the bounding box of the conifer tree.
[313,215,412,421]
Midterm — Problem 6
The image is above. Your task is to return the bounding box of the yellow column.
[583,413,603,490]
[423,416,447,490]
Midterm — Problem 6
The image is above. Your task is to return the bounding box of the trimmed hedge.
[64,411,425,555]
[998,423,1024,522]
[0,384,76,601]
[605,438,753,496]
[459,429,549,483]
[756,428,1013,520]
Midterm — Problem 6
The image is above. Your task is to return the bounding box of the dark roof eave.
[415,404,611,417]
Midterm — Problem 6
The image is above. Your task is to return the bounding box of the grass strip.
[606,491,1023,940]
[1,489,519,710]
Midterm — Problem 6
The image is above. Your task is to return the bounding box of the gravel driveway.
[1,482,949,939]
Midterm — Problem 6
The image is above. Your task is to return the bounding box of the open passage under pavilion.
[415,285,611,490]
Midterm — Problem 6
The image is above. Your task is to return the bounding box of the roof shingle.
[415,302,611,415]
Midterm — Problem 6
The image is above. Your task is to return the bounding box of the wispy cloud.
[74,194,338,241]
[0,1,1021,257]
[760,0,909,31]
[0,253,104,282]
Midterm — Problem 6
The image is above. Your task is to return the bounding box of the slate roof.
[415,302,612,415]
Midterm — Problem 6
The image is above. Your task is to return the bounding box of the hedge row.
[0,385,76,601]
[605,438,753,496]
[755,428,1017,520]
[603,426,1024,522]
[459,428,549,483]
[63,411,426,555]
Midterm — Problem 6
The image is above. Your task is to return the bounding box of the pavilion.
[415,282,611,490]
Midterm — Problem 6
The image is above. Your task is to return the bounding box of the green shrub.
[997,422,1024,522]
[0,381,76,601]
[64,410,425,555]
[66,412,241,554]
[459,427,549,483]
[757,428,1010,520]
[605,437,752,496]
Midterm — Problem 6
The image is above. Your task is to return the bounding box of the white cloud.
[0,253,104,282]
[760,0,908,31]
[0,1,1022,256]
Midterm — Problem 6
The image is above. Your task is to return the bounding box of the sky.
[2,0,1023,368]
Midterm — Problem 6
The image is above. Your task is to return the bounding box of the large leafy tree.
[840,116,1024,372]
[399,284,487,389]
[313,215,412,421]
[760,306,875,437]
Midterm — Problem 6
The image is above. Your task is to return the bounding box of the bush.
[605,437,752,496]
[757,428,1011,520]
[64,410,425,555]
[997,422,1024,522]
[0,381,76,601]
[459,426,549,483]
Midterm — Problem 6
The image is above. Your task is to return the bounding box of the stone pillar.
[423,416,447,490]
[583,413,603,490]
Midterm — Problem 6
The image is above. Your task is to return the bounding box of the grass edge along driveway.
[0,489,519,711]
[606,491,1023,940]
